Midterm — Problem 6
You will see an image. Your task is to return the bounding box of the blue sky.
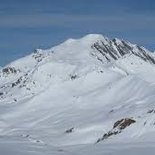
[0,0,155,66]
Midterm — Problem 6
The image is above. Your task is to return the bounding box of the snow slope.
[0,34,155,154]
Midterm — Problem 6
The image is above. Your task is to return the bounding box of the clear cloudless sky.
[0,0,155,66]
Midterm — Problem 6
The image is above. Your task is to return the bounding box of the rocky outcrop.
[2,67,18,75]
[32,49,46,62]
[113,118,136,130]
[65,127,74,133]
[96,118,136,143]
[91,38,155,64]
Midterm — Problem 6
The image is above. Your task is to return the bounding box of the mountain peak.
[4,34,155,74]
[80,34,107,42]
[60,34,108,47]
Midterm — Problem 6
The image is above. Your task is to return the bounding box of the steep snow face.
[1,34,155,154]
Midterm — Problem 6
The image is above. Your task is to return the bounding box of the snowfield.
[0,34,155,154]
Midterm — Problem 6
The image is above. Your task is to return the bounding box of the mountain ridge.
[2,34,155,72]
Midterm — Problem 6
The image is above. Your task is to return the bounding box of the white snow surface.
[1,34,155,154]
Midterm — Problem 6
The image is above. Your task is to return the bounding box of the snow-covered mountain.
[1,34,155,155]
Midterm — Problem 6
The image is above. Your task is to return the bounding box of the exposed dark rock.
[65,127,74,133]
[147,109,155,114]
[96,118,136,143]
[32,50,45,62]
[36,140,41,143]
[91,39,155,65]
[2,67,18,74]
[11,74,29,88]
[109,109,114,113]
[113,118,136,130]
[21,134,30,138]
[14,98,17,102]
[26,88,31,91]
[96,131,120,143]
[70,75,77,80]
[144,121,147,126]
[12,77,22,87]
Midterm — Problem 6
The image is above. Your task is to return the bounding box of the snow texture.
[0,34,155,154]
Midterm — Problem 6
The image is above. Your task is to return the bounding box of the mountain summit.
[0,34,155,154]
[3,34,155,72]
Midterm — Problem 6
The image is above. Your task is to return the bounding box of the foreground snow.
[0,34,155,154]
[1,137,155,155]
